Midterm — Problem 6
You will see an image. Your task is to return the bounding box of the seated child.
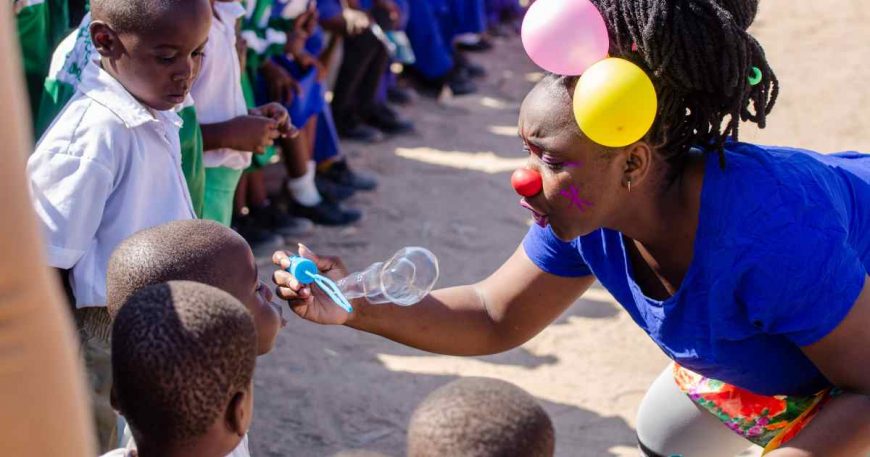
[104,280,257,457]
[407,377,555,457]
[26,0,211,450]
[107,218,284,356]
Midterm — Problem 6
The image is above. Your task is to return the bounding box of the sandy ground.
[251,2,870,456]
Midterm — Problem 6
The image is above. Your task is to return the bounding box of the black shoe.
[387,85,414,105]
[315,175,356,202]
[249,202,315,237]
[488,23,512,38]
[456,38,493,52]
[289,199,363,226]
[448,75,478,96]
[366,104,414,135]
[232,214,284,251]
[403,66,448,98]
[456,56,487,79]
[319,159,378,191]
[337,122,385,143]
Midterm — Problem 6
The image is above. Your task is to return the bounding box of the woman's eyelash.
[542,158,564,169]
[521,142,564,169]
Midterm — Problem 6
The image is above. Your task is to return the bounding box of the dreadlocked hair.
[589,0,778,169]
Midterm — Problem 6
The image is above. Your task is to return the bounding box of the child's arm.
[201,115,281,154]
[260,59,300,105]
[241,0,298,103]
[29,145,116,273]
[282,8,326,80]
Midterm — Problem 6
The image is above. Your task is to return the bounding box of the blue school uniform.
[405,0,453,79]
[523,142,869,396]
[316,0,342,20]
[444,0,487,37]
[314,103,341,163]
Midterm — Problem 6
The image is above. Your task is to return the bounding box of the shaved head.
[408,378,555,457]
[112,281,256,444]
[91,0,202,33]
[106,219,251,318]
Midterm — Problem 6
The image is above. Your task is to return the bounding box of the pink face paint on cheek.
[559,184,594,212]
[564,161,583,168]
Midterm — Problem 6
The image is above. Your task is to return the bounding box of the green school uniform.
[241,0,282,170]
[15,0,69,125]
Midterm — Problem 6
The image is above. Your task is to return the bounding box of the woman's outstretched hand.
[272,244,352,325]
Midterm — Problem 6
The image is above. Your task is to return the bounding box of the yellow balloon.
[572,57,657,147]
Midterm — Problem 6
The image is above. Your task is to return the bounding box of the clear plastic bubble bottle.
[336,247,439,306]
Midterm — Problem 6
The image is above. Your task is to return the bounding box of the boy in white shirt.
[26,0,211,451]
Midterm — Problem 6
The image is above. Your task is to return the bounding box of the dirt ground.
[251,2,870,456]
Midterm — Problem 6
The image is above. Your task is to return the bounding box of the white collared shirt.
[192,1,252,169]
[28,60,196,308]
[119,420,250,457]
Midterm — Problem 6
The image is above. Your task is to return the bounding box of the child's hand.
[260,60,300,104]
[226,115,281,154]
[374,0,400,29]
[342,8,371,36]
[284,32,307,56]
[302,2,319,35]
[250,103,298,138]
[294,51,327,82]
[272,244,352,326]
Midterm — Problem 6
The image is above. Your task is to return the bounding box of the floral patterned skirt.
[673,364,838,454]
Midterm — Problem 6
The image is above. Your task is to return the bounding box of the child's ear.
[225,388,252,437]
[90,21,122,59]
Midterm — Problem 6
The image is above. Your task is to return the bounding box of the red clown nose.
[511,168,543,197]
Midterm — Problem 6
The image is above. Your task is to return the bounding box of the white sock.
[454,33,482,45]
[286,161,322,207]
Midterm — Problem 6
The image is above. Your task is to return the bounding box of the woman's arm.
[274,245,595,356]
[767,276,870,457]
[347,245,596,355]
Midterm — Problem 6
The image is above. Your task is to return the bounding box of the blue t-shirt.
[523,142,869,396]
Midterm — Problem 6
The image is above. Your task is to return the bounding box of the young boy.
[407,377,555,457]
[26,0,211,450]
[107,218,284,356]
[239,0,365,229]
[105,281,257,457]
[36,12,209,218]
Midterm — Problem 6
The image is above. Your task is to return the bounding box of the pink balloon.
[521,0,610,76]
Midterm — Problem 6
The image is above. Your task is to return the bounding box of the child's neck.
[135,436,232,457]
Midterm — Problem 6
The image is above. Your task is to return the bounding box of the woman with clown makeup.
[272,0,870,455]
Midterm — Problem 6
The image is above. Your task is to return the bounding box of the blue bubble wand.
[286,255,353,313]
